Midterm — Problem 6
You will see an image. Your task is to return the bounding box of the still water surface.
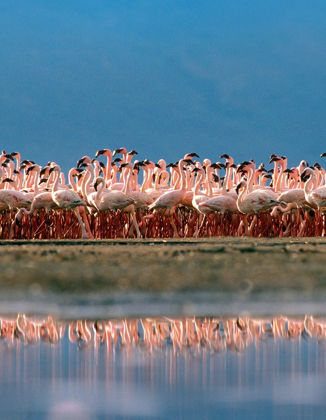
[0,315,326,419]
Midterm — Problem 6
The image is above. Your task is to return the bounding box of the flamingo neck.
[304,171,315,196]
[68,169,78,192]
[93,163,100,178]
[276,161,287,192]
[140,167,148,193]
[14,155,21,172]
[122,167,133,194]
[206,168,213,197]
[260,177,268,187]
[60,173,66,187]
[272,162,279,191]
[111,167,118,186]
[228,166,234,190]
[173,169,181,190]
[292,171,299,189]
[52,169,61,192]
[185,169,192,191]
[237,182,248,210]
[15,172,23,190]
[247,165,256,193]
[223,166,230,196]
[8,162,14,180]
[178,160,187,191]
[33,168,41,194]
[320,169,326,187]
[95,179,105,208]
[47,172,56,190]
[154,170,161,190]
[194,172,204,196]
[144,168,152,191]
[171,168,178,188]
[105,154,112,184]
[24,172,33,190]
[82,171,92,199]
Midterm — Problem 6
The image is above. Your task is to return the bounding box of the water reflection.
[1,315,326,419]
[1,314,324,352]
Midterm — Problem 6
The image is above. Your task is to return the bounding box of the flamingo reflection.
[0,315,325,354]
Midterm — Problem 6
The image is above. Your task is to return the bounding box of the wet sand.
[1,237,326,295]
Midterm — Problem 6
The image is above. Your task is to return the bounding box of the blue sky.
[1,1,326,171]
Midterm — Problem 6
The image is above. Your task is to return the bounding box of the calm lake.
[1,314,325,420]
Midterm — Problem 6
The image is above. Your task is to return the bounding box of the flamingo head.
[112,147,127,157]
[184,152,199,159]
[209,163,222,170]
[72,168,84,176]
[182,159,194,166]
[3,154,14,161]
[40,166,50,176]
[95,149,112,158]
[237,161,250,172]
[212,174,219,183]
[49,165,61,174]
[93,178,104,191]
[26,165,36,175]
[120,162,133,170]
[235,181,246,195]
[77,156,91,167]
[269,156,280,164]
[300,170,310,182]
[2,178,14,183]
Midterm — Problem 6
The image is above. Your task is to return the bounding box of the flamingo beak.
[26,165,35,174]
[77,158,85,167]
[112,148,122,157]
[95,149,105,157]
[235,183,243,195]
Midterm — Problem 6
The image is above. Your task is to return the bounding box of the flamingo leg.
[73,207,90,239]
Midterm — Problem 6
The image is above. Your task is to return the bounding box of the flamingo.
[0,177,32,210]
[120,162,156,210]
[93,177,141,238]
[148,158,193,237]
[49,165,90,239]
[236,180,280,236]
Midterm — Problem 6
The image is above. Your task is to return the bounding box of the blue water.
[0,317,326,419]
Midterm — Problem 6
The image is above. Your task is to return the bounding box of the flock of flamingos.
[1,148,326,239]
[0,314,323,353]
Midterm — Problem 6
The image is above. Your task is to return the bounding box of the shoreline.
[0,237,325,317]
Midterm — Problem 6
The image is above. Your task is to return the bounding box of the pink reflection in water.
[0,314,324,354]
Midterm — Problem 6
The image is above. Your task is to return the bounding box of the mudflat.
[1,237,326,295]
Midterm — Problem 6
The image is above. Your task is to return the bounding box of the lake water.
[1,315,326,419]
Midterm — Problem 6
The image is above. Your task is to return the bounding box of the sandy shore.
[1,237,326,296]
